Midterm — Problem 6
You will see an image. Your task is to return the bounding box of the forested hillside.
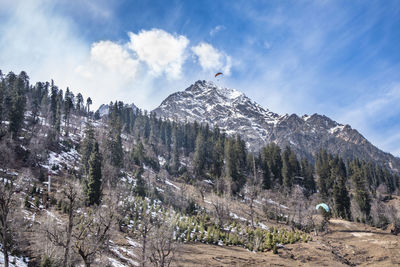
[0,70,399,266]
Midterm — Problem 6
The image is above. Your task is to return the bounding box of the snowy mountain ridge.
[153,80,400,171]
[97,102,138,117]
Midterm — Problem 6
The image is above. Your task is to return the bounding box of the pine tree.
[63,88,74,136]
[0,74,4,126]
[193,132,206,176]
[351,165,371,222]
[316,149,331,200]
[40,82,50,125]
[134,167,146,197]
[288,149,300,177]
[132,141,145,166]
[54,96,62,133]
[300,159,315,195]
[332,158,351,219]
[50,80,58,127]
[262,143,282,185]
[86,142,102,205]
[86,97,92,114]
[232,135,247,192]
[171,125,180,172]
[29,82,43,127]
[224,138,234,180]
[76,93,83,113]
[80,122,96,175]
[4,72,16,122]
[261,152,271,189]
[211,137,224,178]
[282,146,293,189]
[8,72,27,139]
[106,112,124,169]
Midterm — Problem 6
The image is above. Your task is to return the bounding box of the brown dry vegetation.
[173,219,400,267]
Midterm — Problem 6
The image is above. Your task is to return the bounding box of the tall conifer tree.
[86,142,102,205]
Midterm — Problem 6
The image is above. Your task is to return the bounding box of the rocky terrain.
[153,80,400,171]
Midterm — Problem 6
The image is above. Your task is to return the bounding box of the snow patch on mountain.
[329,124,345,134]
[153,80,400,169]
[97,103,138,117]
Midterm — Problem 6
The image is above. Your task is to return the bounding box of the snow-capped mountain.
[153,80,400,170]
[97,103,138,117]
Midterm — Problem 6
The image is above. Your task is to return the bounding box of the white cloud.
[0,2,235,111]
[128,29,189,79]
[0,1,160,111]
[78,40,139,79]
[191,42,232,75]
[0,2,194,110]
[210,25,225,36]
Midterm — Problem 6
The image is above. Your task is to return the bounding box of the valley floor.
[173,219,400,267]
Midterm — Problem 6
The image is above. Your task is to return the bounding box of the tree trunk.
[3,249,9,267]
[250,199,254,229]
[79,250,90,267]
[141,226,147,267]
[2,215,9,267]
[63,206,74,267]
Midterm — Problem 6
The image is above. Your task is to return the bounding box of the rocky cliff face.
[153,80,400,171]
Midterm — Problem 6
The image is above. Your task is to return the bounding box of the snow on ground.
[266,198,289,209]
[120,173,136,185]
[165,179,180,190]
[126,237,141,248]
[41,148,80,174]
[110,243,139,267]
[118,246,137,258]
[45,210,62,224]
[108,257,127,267]
[158,156,166,166]
[156,186,164,192]
[230,212,248,222]
[0,177,11,184]
[258,222,269,230]
[204,200,212,204]
[6,170,18,176]
[0,251,28,267]
[351,232,374,237]
[254,199,262,205]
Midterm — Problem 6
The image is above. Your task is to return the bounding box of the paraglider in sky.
[315,203,330,213]
[215,72,223,78]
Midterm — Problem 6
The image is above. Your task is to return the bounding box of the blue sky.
[0,0,399,157]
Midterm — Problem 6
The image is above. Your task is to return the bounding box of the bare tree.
[210,193,230,227]
[45,181,82,267]
[120,196,177,267]
[148,217,178,267]
[130,200,156,267]
[0,177,19,267]
[385,204,400,235]
[243,155,261,228]
[288,186,306,230]
[73,204,115,267]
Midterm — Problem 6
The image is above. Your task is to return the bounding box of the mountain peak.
[188,80,244,101]
[153,81,400,170]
